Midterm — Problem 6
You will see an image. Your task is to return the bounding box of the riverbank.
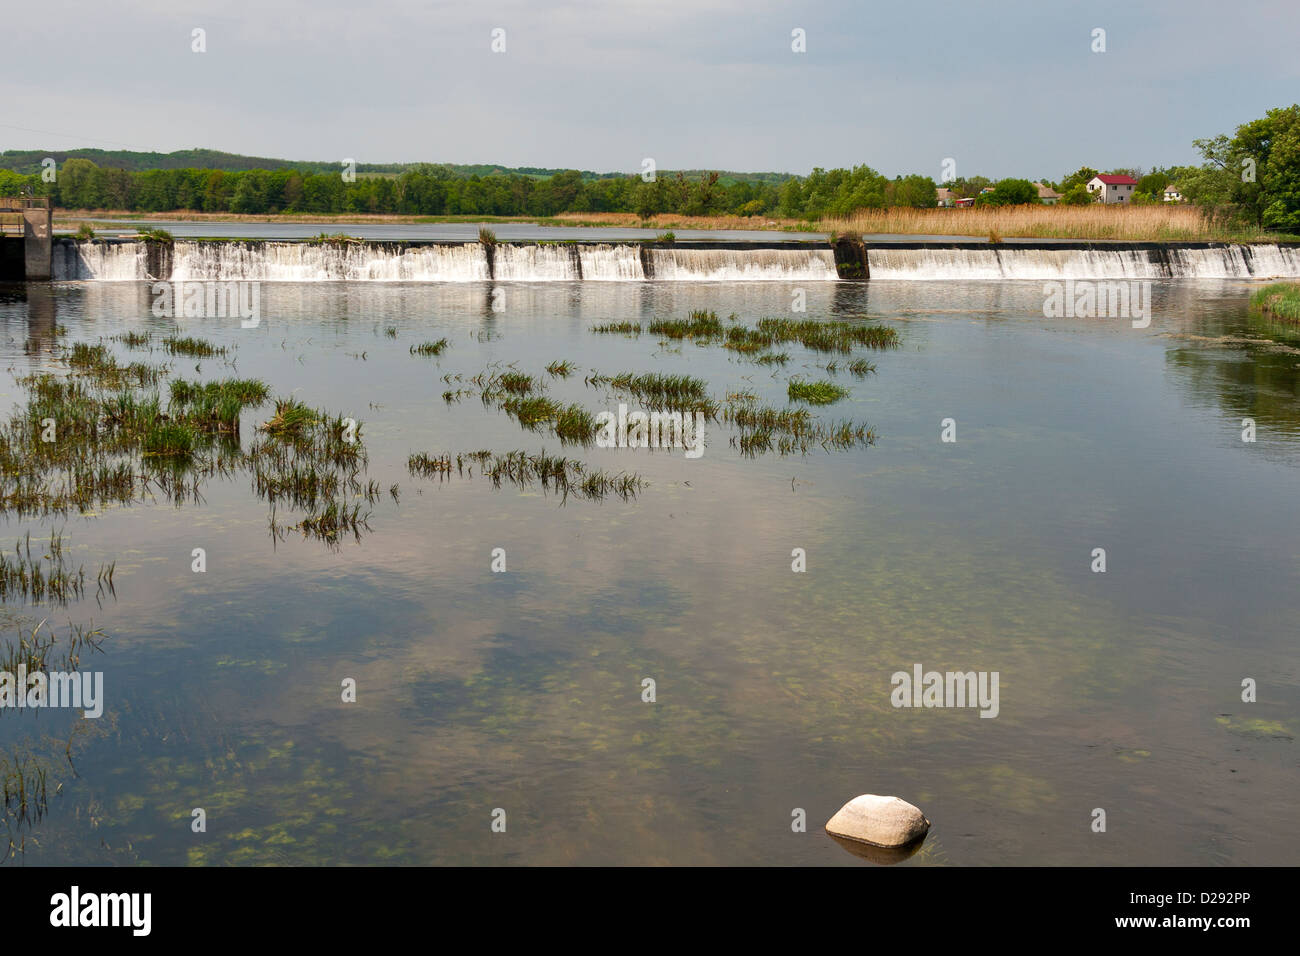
[1251,282,1300,321]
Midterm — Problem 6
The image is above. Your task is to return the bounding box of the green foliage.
[1060,184,1094,205]
[1187,104,1300,230]
[1059,167,1100,193]
[1251,282,1300,322]
[974,179,1041,207]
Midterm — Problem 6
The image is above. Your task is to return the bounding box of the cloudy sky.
[4,0,1298,179]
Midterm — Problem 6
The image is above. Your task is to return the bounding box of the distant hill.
[0,148,794,184]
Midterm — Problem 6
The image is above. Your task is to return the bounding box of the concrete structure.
[0,197,52,279]
[1087,174,1138,204]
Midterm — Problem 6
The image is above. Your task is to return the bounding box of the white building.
[1163,185,1183,203]
[1087,174,1138,204]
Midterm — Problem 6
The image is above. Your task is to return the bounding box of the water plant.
[411,339,449,357]
[788,379,850,405]
[163,336,227,359]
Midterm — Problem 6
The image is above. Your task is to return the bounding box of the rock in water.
[825,794,930,848]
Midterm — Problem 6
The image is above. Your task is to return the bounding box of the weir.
[0,197,53,280]
[45,237,1300,282]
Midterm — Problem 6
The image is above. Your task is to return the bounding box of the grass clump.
[163,336,226,358]
[788,379,850,405]
[648,310,722,339]
[258,398,318,439]
[411,339,449,357]
[1251,282,1300,323]
[546,360,575,378]
[590,322,641,335]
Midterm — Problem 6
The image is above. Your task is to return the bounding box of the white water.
[578,244,646,280]
[650,247,839,281]
[491,243,577,280]
[50,240,1300,282]
[867,244,1300,280]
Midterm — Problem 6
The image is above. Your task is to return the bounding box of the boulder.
[825,794,929,848]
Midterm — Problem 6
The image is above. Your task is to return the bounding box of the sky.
[3,0,1299,180]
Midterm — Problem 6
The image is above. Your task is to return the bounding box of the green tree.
[974,178,1040,207]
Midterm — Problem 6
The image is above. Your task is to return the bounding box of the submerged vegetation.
[411,339,449,357]
[409,449,643,502]
[609,309,899,356]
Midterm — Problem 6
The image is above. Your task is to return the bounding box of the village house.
[1163,185,1184,203]
[1033,182,1062,204]
[936,187,956,208]
[1087,174,1138,204]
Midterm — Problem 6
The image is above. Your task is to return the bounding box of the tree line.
[0,105,1294,230]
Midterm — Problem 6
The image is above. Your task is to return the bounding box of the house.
[954,197,975,208]
[1033,182,1062,204]
[1087,174,1138,204]
[936,187,956,207]
[1163,185,1183,203]
[979,186,996,195]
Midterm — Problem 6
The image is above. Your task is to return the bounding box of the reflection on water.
[0,278,1296,865]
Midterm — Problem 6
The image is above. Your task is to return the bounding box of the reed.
[819,204,1269,241]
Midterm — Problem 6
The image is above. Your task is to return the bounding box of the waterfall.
[169,241,489,281]
[649,247,839,281]
[578,243,646,280]
[490,243,579,280]
[50,239,1300,282]
[54,240,148,280]
[865,244,1300,280]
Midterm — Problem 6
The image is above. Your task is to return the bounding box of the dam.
[34,236,1300,283]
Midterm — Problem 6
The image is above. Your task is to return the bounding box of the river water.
[0,277,1296,865]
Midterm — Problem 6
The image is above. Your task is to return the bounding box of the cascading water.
[865,244,1300,280]
[49,239,1300,282]
[490,243,579,280]
[577,244,646,280]
[649,247,840,281]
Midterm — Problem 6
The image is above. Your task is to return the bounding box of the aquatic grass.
[848,359,876,376]
[142,420,199,459]
[169,378,270,409]
[647,310,723,340]
[546,360,575,378]
[163,336,227,359]
[788,379,850,405]
[597,310,898,355]
[409,449,644,502]
[1250,282,1300,323]
[115,330,151,349]
[553,404,598,444]
[0,530,107,607]
[294,499,371,546]
[410,339,449,357]
[594,371,712,409]
[258,398,318,439]
[755,351,790,365]
[590,322,641,335]
[408,453,453,478]
[502,396,561,429]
